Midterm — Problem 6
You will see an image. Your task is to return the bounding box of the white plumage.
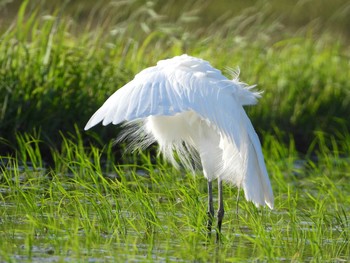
[85,54,274,238]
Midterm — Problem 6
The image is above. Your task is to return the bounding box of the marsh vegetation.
[0,0,349,261]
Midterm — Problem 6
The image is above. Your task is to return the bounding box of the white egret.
[85,54,274,241]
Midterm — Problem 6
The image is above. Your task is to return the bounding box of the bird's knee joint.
[217,208,225,219]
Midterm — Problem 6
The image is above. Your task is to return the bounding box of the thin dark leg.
[216,179,224,243]
[207,180,214,238]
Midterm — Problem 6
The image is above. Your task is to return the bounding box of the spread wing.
[84,55,259,130]
[84,54,273,208]
[84,69,186,130]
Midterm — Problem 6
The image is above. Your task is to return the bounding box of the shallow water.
[1,158,350,262]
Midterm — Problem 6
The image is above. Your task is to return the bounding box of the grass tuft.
[0,0,350,261]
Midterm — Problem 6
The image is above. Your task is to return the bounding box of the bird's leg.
[216,179,224,243]
[207,180,214,238]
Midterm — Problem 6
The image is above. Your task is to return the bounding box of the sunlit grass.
[0,0,350,262]
[1,130,350,261]
[0,0,349,151]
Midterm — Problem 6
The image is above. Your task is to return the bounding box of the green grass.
[1,130,350,262]
[0,0,349,151]
[1,0,350,262]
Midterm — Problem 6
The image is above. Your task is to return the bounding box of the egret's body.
[85,54,274,240]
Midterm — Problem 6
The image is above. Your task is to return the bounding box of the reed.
[0,0,349,261]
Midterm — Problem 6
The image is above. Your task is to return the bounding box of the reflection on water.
[1,158,349,262]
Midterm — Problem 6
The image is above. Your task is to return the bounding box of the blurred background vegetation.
[0,0,349,159]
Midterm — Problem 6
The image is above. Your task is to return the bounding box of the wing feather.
[84,54,273,208]
[135,82,151,117]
